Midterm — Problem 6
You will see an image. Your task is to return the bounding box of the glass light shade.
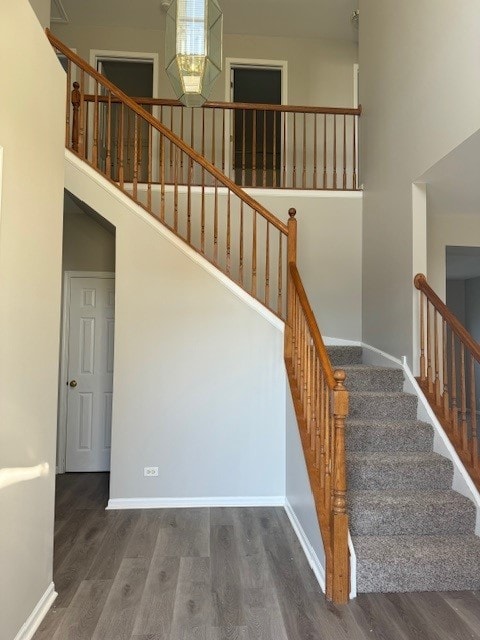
[165,0,223,107]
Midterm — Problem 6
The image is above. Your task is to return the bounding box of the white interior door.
[65,276,115,472]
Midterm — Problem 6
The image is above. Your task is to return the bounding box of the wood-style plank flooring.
[34,473,480,640]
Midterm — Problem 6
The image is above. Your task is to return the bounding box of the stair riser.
[345,370,404,393]
[346,425,432,452]
[356,563,480,593]
[349,394,417,420]
[349,504,475,536]
[347,460,452,490]
[327,346,362,366]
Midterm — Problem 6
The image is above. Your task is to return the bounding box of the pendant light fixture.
[165,0,223,107]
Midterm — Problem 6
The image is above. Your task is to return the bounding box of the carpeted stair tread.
[327,346,362,366]
[347,451,453,490]
[342,365,404,392]
[353,534,480,592]
[349,391,418,420]
[346,419,433,452]
[348,490,475,536]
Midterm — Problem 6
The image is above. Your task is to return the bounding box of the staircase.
[329,345,480,592]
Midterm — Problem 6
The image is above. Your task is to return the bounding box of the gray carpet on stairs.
[327,346,480,594]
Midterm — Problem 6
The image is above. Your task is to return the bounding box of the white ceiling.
[53,0,359,41]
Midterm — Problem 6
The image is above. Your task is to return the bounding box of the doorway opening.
[58,192,116,475]
[226,59,287,188]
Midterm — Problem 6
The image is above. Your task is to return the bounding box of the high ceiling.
[52,0,359,42]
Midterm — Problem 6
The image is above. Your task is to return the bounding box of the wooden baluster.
[282,113,287,188]
[265,223,270,307]
[319,370,326,480]
[211,108,216,168]
[180,108,184,182]
[226,191,231,276]
[442,319,450,421]
[342,114,347,190]
[292,112,297,188]
[187,155,192,244]
[65,61,72,148]
[137,116,143,182]
[470,355,478,469]
[190,109,196,185]
[174,146,179,232]
[242,110,246,186]
[419,292,426,382]
[313,114,318,189]
[160,134,165,222]
[426,300,433,394]
[285,209,297,360]
[460,344,468,453]
[317,367,324,472]
[353,114,357,189]
[323,114,327,189]
[126,110,131,179]
[324,388,331,522]
[277,230,283,316]
[222,108,226,175]
[71,81,81,152]
[202,109,206,182]
[252,209,257,297]
[239,201,244,286]
[302,113,307,189]
[263,110,267,187]
[434,309,441,406]
[146,124,152,211]
[78,70,85,157]
[169,107,174,181]
[214,179,219,264]
[451,331,459,439]
[273,112,277,188]
[133,113,138,200]
[331,369,349,604]
[201,176,206,253]
[333,114,337,190]
[106,92,112,179]
[118,103,125,187]
[252,109,257,187]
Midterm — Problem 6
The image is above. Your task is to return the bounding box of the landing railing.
[47,29,350,602]
[80,96,361,191]
[414,274,480,488]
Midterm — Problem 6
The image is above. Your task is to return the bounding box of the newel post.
[71,81,81,153]
[285,208,297,361]
[330,369,349,604]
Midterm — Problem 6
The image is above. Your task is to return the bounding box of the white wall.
[446,280,466,327]
[65,154,286,503]
[63,194,115,272]
[427,213,480,304]
[359,0,480,363]
[50,23,357,107]
[285,383,325,585]
[0,3,65,639]
[255,192,363,341]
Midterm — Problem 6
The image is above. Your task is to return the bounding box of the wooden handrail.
[289,262,336,388]
[414,272,480,490]
[81,93,362,116]
[46,29,287,235]
[414,273,480,362]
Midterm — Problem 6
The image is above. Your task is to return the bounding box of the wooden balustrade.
[286,213,349,604]
[414,273,480,488]
[80,95,361,191]
[47,29,350,603]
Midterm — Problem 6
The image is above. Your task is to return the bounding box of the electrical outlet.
[144,466,159,477]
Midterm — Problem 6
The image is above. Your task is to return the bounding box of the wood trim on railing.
[414,274,480,363]
[46,29,287,235]
[81,93,362,116]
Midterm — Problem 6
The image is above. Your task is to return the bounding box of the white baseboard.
[107,496,285,510]
[14,582,57,640]
[284,499,326,593]
[324,337,362,347]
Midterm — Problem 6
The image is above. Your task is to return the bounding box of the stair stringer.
[64,149,288,506]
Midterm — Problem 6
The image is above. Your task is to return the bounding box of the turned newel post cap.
[73,81,80,89]
[288,208,297,218]
[334,369,347,387]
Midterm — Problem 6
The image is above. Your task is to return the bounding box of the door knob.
[69,380,78,388]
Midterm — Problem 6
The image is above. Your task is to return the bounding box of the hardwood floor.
[34,473,480,640]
